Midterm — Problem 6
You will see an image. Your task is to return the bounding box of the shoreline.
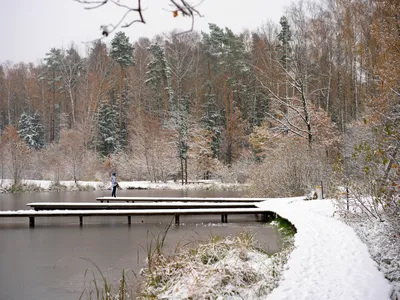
[0,179,248,193]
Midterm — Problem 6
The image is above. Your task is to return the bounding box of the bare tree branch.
[265,112,306,138]
[169,0,203,35]
[74,0,108,10]
[74,0,203,40]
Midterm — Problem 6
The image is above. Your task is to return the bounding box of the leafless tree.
[59,129,85,183]
[1,126,31,185]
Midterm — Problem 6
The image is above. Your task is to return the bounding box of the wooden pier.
[27,202,257,210]
[0,197,273,228]
[0,208,273,228]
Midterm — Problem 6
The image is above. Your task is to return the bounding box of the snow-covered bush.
[331,122,400,300]
[248,138,330,197]
[330,123,399,228]
[214,155,254,184]
[138,231,293,299]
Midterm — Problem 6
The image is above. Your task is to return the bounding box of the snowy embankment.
[0,179,242,192]
[257,198,393,300]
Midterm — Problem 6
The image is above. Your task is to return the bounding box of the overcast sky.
[0,0,292,64]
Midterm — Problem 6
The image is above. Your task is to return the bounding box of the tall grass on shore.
[138,227,294,299]
[79,216,296,299]
[79,257,136,300]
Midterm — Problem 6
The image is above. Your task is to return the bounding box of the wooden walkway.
[27,202,257,210]
[97,196,267,203]
[0,197,272,228]
[0,208,272,227]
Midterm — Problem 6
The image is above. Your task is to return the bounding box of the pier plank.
[97,197,268,203]
[27,202,257,210]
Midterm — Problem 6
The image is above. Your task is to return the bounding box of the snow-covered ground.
[341,215,400,300]
[257,198,394,300]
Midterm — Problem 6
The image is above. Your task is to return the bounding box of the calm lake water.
[0,189,281,300]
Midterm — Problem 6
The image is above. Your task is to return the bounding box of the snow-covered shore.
[0,179,244,192]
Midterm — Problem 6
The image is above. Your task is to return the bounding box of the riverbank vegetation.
[80,217,295,300]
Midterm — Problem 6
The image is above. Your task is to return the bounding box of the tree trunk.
[185,157,188,184]
[180,158,184,185]
[50,69,56,143]
[119,65,124,141]
[162,79,169,122]
[300,83,312,148]
[326,52,332,113]
[68,88,76,127]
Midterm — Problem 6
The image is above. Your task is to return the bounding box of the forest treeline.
[0,0,398,201]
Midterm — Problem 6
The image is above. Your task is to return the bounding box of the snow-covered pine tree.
[43,48,64,143]
[96,101,120,156]
[248,33,271,127]
[110,31,134,145]
[278,16,292,71]
[277,16,293,120]
[110,32,135,67]
[18,112,45,149]
[202,24,250,164]
[202,24,249,84]
[202,81,222,158]
[145,42,172,123]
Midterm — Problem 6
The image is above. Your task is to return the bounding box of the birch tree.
[59,46,82,127]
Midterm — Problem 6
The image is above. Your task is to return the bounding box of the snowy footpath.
[257,197,393,300]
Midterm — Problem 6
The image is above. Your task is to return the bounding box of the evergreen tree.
[96,101,120,156]
[18,112,44,149]
[202,81,222,157]
[278,16,292,70]
[202,24,249,83]
[145,42,172,123]
[249,33,271,127]
[110,32,135,67]
[110,31,134,144]
[43,48,64,143]
[202,24,250,164]
[277,16,293,116]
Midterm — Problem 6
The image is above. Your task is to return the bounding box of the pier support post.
[263,213,268,222]
[79,216,83,227]
[263,212,274,223]
[29,217,35,228]
[175,215,180,226]
[221,214,228,223]
[127,216,131,225]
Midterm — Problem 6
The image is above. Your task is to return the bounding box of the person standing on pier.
[111,172,118,197]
